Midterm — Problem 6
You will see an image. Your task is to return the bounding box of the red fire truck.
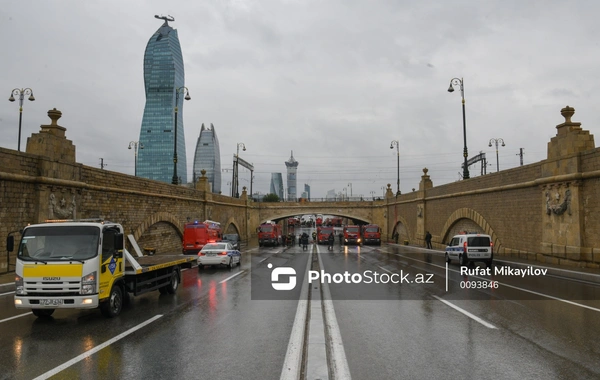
[331,217,343,227]
[361,224,381,245]
[343,225,362,246]
[257,221,282,247]
[183,220,222,255]
[317,226,334,244]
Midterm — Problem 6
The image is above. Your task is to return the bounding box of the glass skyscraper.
[270,173,284,199]
[193,123,221,193]
[137,16,188,184]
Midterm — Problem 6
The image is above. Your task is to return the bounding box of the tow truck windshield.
[18,226,100,261]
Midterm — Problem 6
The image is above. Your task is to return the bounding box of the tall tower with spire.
[137,15,188,184]
[285,151,299,201]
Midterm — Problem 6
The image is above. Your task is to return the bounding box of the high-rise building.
[270,173,284,199]
[193,123,221,193]
[303,183,311,200]
[137,15,188,184]
[285,151,298,201]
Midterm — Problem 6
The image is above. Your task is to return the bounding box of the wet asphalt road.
[1,228,600,379]
[320,244,600,379]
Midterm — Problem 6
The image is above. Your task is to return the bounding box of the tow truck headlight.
[81,271,97,295]
[15,275,25,295]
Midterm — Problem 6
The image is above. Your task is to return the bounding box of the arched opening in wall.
[393,222,409,244]
[225,224,239,234]
[443,218,484,244]
[136,222,181,255]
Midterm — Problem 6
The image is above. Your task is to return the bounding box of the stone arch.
[392,215,411,244]
[440,208,502,253]
[223,217,241,235]
[260,211,371,225]
[133,211,183,241]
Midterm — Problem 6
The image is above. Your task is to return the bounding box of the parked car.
[222,233,241,250]
[445,233,493,267]
[197,242,241,269]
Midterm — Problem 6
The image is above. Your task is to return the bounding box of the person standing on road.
[425,231,432,249]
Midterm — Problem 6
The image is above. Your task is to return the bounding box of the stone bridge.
[1,106,599,272]
[256,200,386,226]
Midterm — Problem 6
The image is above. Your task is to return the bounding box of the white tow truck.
[7,219,195,318]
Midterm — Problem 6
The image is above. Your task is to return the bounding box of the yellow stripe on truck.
[23,264,82,277]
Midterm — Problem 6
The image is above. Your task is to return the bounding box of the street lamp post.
[128,141,144,176]
[8,88,35,152]
[488,138,506,172]
[447,77,470,179]
[172,87,191,185]
[234,142,246,198]
[390,140,400,195]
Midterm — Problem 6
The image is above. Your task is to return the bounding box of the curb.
[0,282,15,292]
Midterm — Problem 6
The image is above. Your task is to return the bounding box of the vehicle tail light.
[218,251,228,256]
[463,241,467,252]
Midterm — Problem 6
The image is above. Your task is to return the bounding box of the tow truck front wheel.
[100,285,123,318]
[32,309,55,318]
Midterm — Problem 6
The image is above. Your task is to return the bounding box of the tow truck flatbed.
[124,255,195,275]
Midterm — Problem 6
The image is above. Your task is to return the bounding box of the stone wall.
[386,106,600,268]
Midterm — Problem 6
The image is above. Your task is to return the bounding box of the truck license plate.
[40,299,63,306]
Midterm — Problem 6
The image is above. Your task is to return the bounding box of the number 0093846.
[459,281,499,289]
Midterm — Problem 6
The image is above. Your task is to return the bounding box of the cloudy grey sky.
[1,1,598,199]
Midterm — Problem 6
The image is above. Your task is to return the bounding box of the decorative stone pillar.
[195,169,210,192]
[385,183,394,199]
[540,106,594,264]
[416,168,433,243]
[26,108,76,163]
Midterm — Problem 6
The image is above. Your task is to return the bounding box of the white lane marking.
[32,314,163,380]
[0,291,15,297]
[317,245,352,379]
[498,282,600,313]
[0,312,32,324]
[219,270,245,284]
[259,257,268,263]
[280,250,312,380]
[446,262,448,292]
[388,251,600,313]
[433,295,497,329]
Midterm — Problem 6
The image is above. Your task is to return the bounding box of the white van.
[445,233,493,267]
